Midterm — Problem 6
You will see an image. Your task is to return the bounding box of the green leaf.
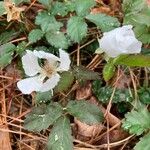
[55,71,74,92]
[138,88,150,104]
[66,100,104,125]
[0,2,6,16]
[16,41,27,56]
[35,11,63,32]
[51,2,68,16]
[75,0,96,17]
[134,133,150,150]
[48,116,73,150]
[122,107,150,135]
[35,91,52,103]
[46,31,69,49]
[38,0,52,9]
[28,29,44,43]
[0,43,16,68]
[67,16,87,43]
[122,0,147,14]
[92,80,133,104]
[73,66,100,81]
[103,63,116,81]
[134,25,150,44]
[0,30,19,45]
[86,13,120,32]
[12,0,30,5]
[24,103,63,132]
[113,55,150,67]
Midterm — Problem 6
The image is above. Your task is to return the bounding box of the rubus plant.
[0,0,150,149]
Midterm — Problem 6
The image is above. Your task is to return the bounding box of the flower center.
[43,63,56,77]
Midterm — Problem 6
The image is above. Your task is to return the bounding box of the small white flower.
[17,49,71,94]
[98,25,142,58]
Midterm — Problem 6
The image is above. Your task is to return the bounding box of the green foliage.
[134,133,150,150]
[47,116,73,150]
[113,55,150,67]
[138,88,150,104]
[35,11,63,32]
[35,91,52,103]
[51,1,73,16]
[66,100,104,125]
[0,43,16,68]
[38,0,52,9]
[92,80,133,104]
[86,14,120,32]
[123,0,150,43]
[74,0,96,17]
[103,63,116,81]
[73,66,100,81]
[28,29,44,43]
[67,16,87,43]
[12,0,30,5]
[55,71,74,92]
[122,107,150,135]
[134,25,150,44]
[16,41,27,56]
[46,31,69,49]
[24,103,63,132]
[0,2,6,16]
[122,0,147,14]
[0,30,19,45]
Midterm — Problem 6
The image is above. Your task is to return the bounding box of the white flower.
[17,49,71,94]
[98,25,142,58]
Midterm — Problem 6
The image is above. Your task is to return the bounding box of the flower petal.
[22,50,41,76]
[39,73,60,92]
[33,50,60,62]
[99,25,142,58]
[17,76,43,94]
[57,49,71,71]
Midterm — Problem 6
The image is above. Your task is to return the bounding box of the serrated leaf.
[103,63,116,81]
[35,11,63,32]
[38,0,52,9]
[0,43,16,68]
[55,71,74,93]
[0,2,6,16]
[67,16,87,43]
[113,55,150,67]
[75,0,96,17]
[24,103,63,132]
[86,13,120,32]
[28,29,44,43]
[66,100,104,125]
[134,133,150,150]
[73,66,100,81]
[46,31,69,49]
[92,80,133,104]
[35,91,52,103]
[122,107,150,135]
[48,116,73,150]
[51,2,68,16]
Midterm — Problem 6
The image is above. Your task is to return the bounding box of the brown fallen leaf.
[4,0,25,22]
[75,119,104,142]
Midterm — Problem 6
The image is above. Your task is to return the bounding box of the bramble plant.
[1,0,150,150]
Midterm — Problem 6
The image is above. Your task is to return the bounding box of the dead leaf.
[75,119,104,142]
[4,0,25,22]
